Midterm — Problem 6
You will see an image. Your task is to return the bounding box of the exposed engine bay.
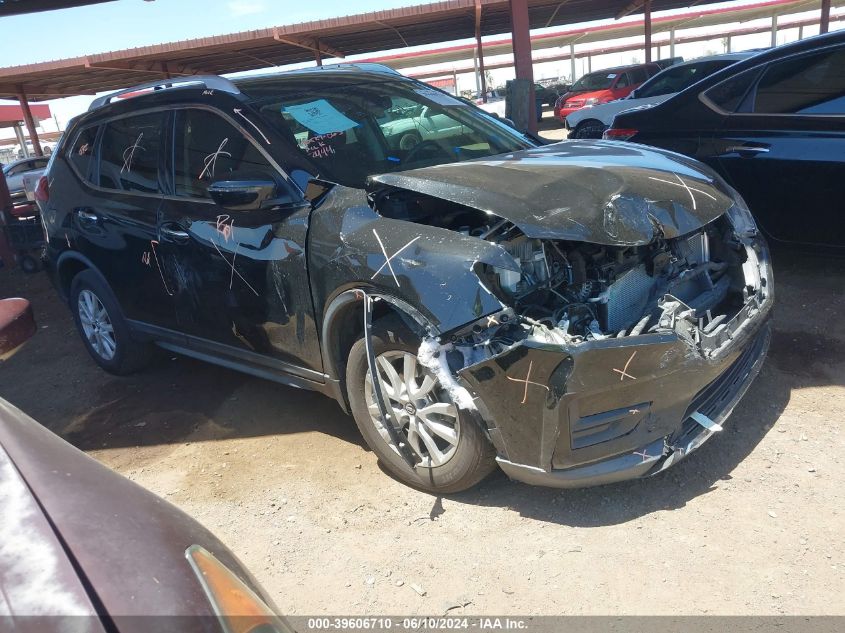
[373,188,766,359]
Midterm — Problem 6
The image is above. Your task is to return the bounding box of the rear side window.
[173,108,278,199]
[752,47,845,115]
[703,68,762,113]
[67,126,99,183]
[98,112,166,194]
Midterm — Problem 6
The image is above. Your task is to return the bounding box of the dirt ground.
[1,238,843,616]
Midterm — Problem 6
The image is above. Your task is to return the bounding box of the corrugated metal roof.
[363,0,840,70]
[0,0,738,101]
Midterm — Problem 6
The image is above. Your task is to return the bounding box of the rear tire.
[70,270,153,375]
[346,315,496,493]
[572,120,608,139]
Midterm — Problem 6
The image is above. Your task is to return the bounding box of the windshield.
[635,60,735,98]
[569,71,617,92]
[244,78,533,188]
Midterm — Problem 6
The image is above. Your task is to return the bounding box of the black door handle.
[160,223,190,244]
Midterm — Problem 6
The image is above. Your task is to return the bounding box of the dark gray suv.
[41,65,772,493]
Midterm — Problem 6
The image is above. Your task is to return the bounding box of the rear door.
[74,110,176,327]
[710,44,845,246]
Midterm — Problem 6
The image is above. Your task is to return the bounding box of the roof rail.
[308,62,401,75]
[88,75,240,111]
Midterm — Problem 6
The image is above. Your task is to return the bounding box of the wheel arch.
[572,118,608,137]
[321,288,439,412]
[55,251,107,303]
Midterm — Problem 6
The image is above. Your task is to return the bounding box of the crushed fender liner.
[362,291,420,468]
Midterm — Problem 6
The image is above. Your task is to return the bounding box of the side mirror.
[208,179,276,211]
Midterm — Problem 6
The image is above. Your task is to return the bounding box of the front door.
[157,107,322,373]
[712,45,845,247]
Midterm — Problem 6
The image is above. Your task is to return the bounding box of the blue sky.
[2,0,426,67]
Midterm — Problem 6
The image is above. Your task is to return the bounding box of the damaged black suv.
[42,65,773,493]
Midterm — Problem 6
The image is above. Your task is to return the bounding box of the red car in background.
[554,62,661,123]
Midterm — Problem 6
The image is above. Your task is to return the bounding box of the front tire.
[572,120,608,139]
[70,270,152,375]
[346,316,496,493]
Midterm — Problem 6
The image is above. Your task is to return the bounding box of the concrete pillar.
[315,47,323,67]
[16,86,42,157]
[508,0,536,134]
[586,54,591,73]
[644,0,653,63]
[669,28,676,59]
[798,24,804,40]
[771,15,778,48]
[821,0,831,34]
[726,34,732,52]
[569,43,576,84]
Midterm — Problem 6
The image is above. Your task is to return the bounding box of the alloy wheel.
[78,289,116,361]
[364,350,460,468]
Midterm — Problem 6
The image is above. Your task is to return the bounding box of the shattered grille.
[605,264,656,332]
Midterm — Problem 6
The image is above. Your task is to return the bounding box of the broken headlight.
[725,195,758,239]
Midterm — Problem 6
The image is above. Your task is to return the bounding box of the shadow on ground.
[1,245,843,525]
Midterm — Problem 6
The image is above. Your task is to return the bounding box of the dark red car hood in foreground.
[0,399,275,632]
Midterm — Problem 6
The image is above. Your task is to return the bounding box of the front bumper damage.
[453,246,773,489]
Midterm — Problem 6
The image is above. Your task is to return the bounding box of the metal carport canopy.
[364,0,843,70]
[0,0,730,101]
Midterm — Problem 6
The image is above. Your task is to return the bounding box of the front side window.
[570,72,616,92]
[98,112,165,194]
[752,47,845,115]
[616,73,631,89]
[67,125,99,183]
[173,109,279,199]
[243,78,532,188]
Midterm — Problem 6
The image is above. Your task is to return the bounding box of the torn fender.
[308,185,517,334]
[370,140,735,245]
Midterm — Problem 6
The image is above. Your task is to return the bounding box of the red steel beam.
[476,0,488,101]
[16,86,42,157]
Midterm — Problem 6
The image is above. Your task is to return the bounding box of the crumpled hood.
[370,140,736,246]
